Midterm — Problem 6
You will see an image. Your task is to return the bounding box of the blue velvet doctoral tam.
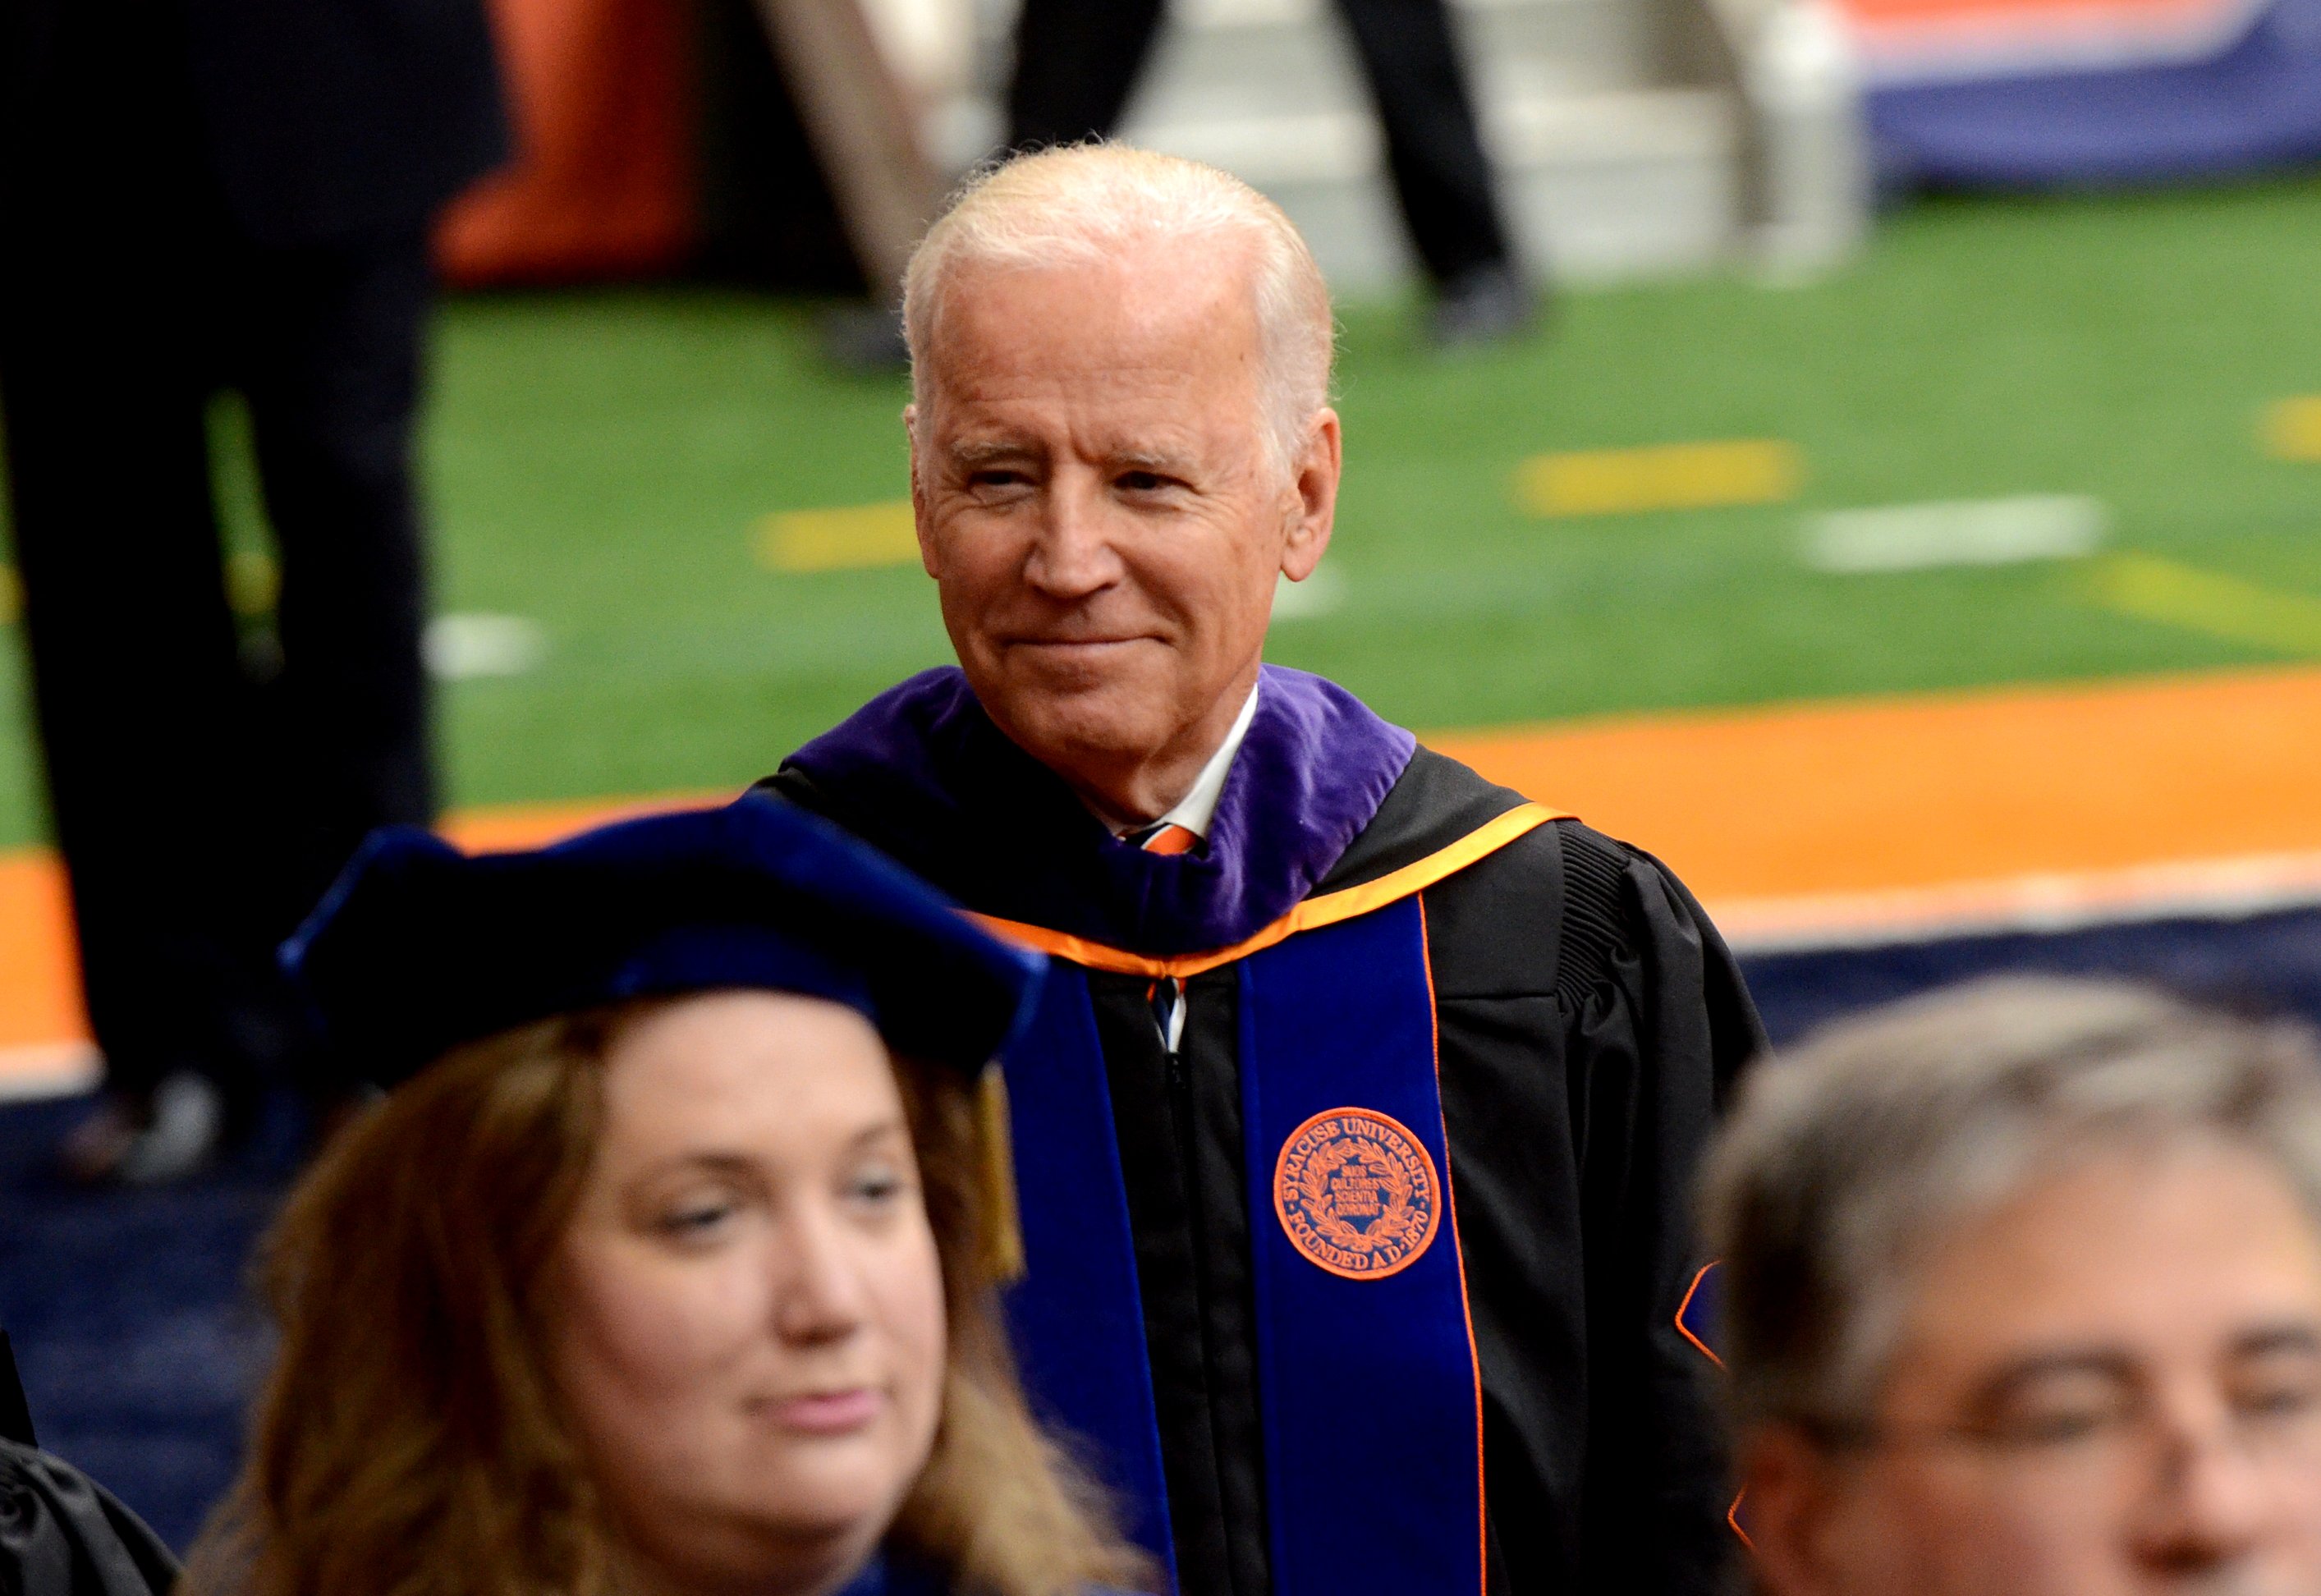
[284,792,1046,1085]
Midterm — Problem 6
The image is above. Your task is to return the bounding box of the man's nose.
[1021,469,1124,599]
[2131,1405,2276,1573]
[773,1206,871,1345]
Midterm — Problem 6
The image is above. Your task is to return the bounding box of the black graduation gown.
[761,729,1765,1596]
[0,1442,180,1596]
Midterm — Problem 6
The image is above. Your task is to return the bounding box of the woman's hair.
[181,1004,1152,1596]
[1700,975,2321,1444]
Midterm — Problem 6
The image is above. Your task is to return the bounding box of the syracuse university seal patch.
[1273,1107,1443,1280]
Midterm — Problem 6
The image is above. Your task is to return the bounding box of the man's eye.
[1980,1390,2135,1449]
[1117,471,1169,493]
[1999,1409,2115,1447]
[2234,1374,2321,1424]
[969,469,1030,490]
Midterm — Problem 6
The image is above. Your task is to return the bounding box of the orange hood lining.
[967,802,1568,979]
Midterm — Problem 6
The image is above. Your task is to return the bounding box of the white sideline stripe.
[1804,495,2107,573]
[1718,850,2321,952]
[424,613,547,681]
[1273,565,1347,621]
[0,1042,101,1103]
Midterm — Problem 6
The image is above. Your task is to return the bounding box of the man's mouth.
[1005,635,1150,654]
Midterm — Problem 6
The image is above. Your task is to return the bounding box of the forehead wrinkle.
[935,406,1218,471]
[945,232,1258,337]
[933,351,1218,413]
[921,359,1222,447]
[924,250,1263,397]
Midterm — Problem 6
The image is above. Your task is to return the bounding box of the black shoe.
[57,1071,228,1186]
[1427,263,1538,350]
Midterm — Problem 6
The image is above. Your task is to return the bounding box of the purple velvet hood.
[777,665,1416,956]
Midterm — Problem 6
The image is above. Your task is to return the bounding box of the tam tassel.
[975,1063,1027,1282]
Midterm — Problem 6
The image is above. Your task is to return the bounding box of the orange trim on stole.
[966,801,1567,979]
[1675,1261,1725,1369]
[1676,1261,1755,1550]
[971,799,1561,1588]
[1420,894,1492,1596]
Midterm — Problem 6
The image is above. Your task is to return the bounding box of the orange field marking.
[1430,664,2321,943]
[0,852,88,1062]
[437,791,727,852]
[0,791,726,1086]
[11,665,2321,1089]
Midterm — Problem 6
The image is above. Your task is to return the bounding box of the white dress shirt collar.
[1117,679,1260,842]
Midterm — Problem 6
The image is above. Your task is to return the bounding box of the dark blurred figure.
[1009,0,1534,346]
[1,1331,177,1596]
[1704,977,2321,1596]
[0,0,508,1181]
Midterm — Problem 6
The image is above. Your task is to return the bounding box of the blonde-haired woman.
[184,796,1151,1596]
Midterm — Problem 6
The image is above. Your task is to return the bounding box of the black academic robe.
[0,1442,180,1596]
[763,674,1767,1596]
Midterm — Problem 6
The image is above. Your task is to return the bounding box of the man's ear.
[1279,406,1342,583]
[905,402,940,580]
[1736,1424,1845,1596]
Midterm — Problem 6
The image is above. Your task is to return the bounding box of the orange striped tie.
[1129,823,1195,1051]
[1137,822,1199,855]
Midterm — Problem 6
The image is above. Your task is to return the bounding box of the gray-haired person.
[1702,977,2321,1596]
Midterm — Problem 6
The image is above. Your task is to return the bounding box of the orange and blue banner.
[1846,0,2321,184]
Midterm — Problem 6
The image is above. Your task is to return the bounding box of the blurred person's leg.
[1330,0,1534,343]
[236,230,438,1012]
[0,0,268,1179]
[0,250,259,1176]
[816,0,1172,378]
[1006,0,1168,149]
[824,0,1167,377]
[0,314,248,1065]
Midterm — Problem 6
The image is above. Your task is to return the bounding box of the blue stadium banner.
[1842,0,2321,185]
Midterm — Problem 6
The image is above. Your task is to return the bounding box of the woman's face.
[548,991,947,1596]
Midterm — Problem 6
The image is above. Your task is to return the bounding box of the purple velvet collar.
[779,665,1416,956]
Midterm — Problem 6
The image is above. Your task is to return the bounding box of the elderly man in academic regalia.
[757,144,1766,1596]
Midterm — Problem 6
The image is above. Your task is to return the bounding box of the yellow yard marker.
[1516,439,1801,517]
[2081,552,2321,657]
[0,566,18,626]
[755,500,920,572]
[2264,397,2321,461]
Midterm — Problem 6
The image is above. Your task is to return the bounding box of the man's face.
[906,241,1338,821]
[1747,1145,2321,1596]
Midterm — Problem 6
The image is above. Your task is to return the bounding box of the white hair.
[901,143,1336,468]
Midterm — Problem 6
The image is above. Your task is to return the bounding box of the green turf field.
[2,176,2319,849]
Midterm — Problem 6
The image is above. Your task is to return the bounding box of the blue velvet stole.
[1001,965,1179,1589]
[1002,896,1484,1596]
